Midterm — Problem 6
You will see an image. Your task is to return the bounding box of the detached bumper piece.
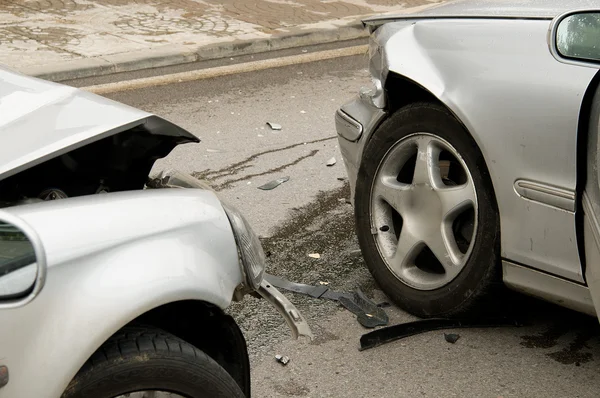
[258,279,314,340]
[359,317,523,351]
[265,273,388,328]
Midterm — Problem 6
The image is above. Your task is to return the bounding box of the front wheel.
[355,102,501,318]
[62,326,246,398]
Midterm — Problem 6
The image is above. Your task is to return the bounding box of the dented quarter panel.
[367,18,597,281]
[0,189,242,398]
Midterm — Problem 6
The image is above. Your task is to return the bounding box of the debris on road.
[264,274,388,328]
[326,157,337,166]
[300,110,307,114]
[267,122,282,130]
[308,253,321,259]
[359,318,522,351]
[337,177,346,181]
[206,148,222,153]
[444,333,460,344]
[319,281,329,285]
[258,176,289,190]
[275,354,290,366]
[338,289,389,328]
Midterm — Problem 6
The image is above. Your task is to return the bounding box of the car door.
[583,82,600,319]
[553,10,600,319]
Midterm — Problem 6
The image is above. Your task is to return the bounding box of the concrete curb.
[22,22,368,82]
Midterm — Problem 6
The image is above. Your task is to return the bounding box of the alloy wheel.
[370,133,478,290]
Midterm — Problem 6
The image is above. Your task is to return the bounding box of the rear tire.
[355,102,501,318]
[62,326,245,398]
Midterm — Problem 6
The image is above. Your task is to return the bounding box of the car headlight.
[221,202,266,291]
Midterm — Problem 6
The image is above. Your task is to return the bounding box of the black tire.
[355,102,501,318]
[62,326,246,398]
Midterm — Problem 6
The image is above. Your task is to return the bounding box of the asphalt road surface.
[93,46,600,397]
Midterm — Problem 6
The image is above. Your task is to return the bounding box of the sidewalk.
[0,0,440,81]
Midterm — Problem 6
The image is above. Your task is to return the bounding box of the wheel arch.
[68,300,251,397]
[382,71,500,212]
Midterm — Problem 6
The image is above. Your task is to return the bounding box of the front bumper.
[335,95,387,200]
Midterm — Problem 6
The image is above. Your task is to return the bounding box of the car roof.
[364,0,599,24]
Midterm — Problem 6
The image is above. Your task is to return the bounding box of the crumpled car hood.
[0,66,197,181]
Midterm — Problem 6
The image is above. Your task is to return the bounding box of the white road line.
[82,45,368,95]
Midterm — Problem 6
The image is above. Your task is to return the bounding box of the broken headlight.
[222,202,266,291]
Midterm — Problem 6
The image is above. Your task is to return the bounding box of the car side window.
[557,13,600,62]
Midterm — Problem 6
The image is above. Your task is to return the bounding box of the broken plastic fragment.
[444,333,460,344]
[326,157,337,166]
[275,355,290,366]
[308,253,321,259]
[206,148,222,153]
[338,290,389,328]
[267,122,282,130]
[360,318,522,351]
[264,274,388,329]
[258,176,289,190]
[300,110,307,114]
[319,281,329,285]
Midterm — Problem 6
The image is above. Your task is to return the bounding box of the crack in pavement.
[192,135,336,181]
[214,149,319,191]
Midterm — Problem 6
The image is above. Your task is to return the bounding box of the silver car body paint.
[0,189,242,398]
[0,66,196,181]
[364,0,600,22]
[337,4,599,283]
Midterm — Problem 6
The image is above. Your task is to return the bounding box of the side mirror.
[550,10,600,66]
[0,211,46,308]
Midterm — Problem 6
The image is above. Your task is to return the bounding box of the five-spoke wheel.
[355,103,500,318]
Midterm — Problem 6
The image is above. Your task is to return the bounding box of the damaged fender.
[366,18,596,282]
[0,189,243,398]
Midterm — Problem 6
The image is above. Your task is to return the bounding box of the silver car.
[336,1,600,320]
[0,67,311,398]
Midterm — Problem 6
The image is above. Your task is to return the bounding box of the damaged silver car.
[337,1,600,320]
[0,67,311,398]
